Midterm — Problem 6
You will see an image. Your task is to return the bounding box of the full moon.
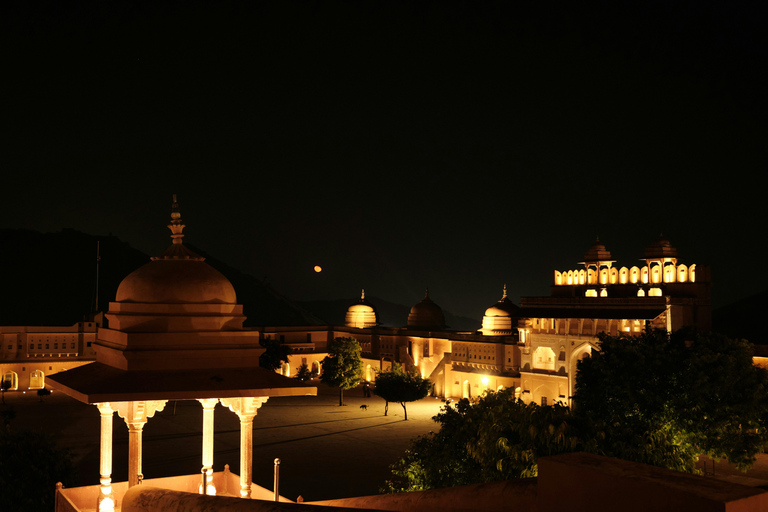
[314,265,322,273]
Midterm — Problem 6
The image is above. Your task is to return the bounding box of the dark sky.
[3,1,767,320]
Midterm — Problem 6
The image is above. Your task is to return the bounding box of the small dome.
[407,290,446,330]
[345,290,378,328]
[583,237,613,263]
[645,234,678,260]
[116,257,236,304]
[481,286,520,335]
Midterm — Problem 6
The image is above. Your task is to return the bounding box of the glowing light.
[313,265,322,273]
[481,376,489,387]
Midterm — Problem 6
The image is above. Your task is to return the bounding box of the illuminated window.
[30,370,45,390]
[600,289,608,297]
[637,289,645,297]
[649,288,662,297]
[585,289,598,297]
[2,371,19,391]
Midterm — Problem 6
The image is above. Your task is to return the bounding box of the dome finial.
[502,284,507,299]
[168,194,185,245]
[361,289,365,300]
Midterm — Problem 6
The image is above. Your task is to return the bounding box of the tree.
[0,429,76,511]
[384,389,583,492]
[294,362,312,382]
[374,363,431,420]
[575,328,768,472]
[320,337,363,406]
[385,328,768,492]
[259,337,292,372]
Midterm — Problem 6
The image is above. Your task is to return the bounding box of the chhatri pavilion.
[48,196,316,511]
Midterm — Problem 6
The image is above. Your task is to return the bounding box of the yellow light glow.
[314,265,322,273]
[481,376,489,387]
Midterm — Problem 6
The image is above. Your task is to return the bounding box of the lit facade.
[273,236,711,407]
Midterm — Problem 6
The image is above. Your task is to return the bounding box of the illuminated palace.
[1,233,710,411]
[272,236,711,406]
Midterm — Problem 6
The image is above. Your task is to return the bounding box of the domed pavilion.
[48,196,316,510]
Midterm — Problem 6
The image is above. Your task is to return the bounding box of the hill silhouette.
[712,289,768,346]
[0,228,329,327]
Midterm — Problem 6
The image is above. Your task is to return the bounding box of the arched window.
[554,270,562,285]
[533,347,556,371]
[29,370,45,389]
[663,263,676,283]
[641,267,649,284]
[690,264,697,282]
[630,266,640,284]
[578,269,586,285]
[567,270,574,285]
[600,288,608,297]
[677,264,688,283]
[599,268,609,285]
[649,287,662,297]
[2,371,19,391]
[585,289,598,297]
[637,288,646,297]
[619,267,628,284]
[651,264,661,284]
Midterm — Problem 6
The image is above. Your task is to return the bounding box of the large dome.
[116,256,236,305]
[407,290,446,330]
[115,197,236,305]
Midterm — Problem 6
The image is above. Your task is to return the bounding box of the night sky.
[3,1,767,320]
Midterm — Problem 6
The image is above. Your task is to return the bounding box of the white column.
[220,397,267,499]
[96,403,115,512]
[198,398,218,495]
[115,401,167,488]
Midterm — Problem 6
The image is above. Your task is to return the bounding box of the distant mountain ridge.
[1,228,762,341]
[0,228,480,330]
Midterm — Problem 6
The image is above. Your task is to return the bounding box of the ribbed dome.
[583,237,613,263]
[116,257,236,304]
[645,234,678,259]
[481,286,519,335]
[407,290,446,330]
[345,290,378,328]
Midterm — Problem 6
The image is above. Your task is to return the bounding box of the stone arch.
[630,266,640,284]
[2,371,19,391]
[641,267,649,284]
[663,263,676,283]
[619,267,628,284]
[29,369,45,390]
[578,269,586,285]
[677,264,688,283]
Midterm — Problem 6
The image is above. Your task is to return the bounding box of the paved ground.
[9,384,768,503]
[2,381,447,502]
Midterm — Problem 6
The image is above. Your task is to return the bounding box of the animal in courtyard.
[360,404,368,411]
